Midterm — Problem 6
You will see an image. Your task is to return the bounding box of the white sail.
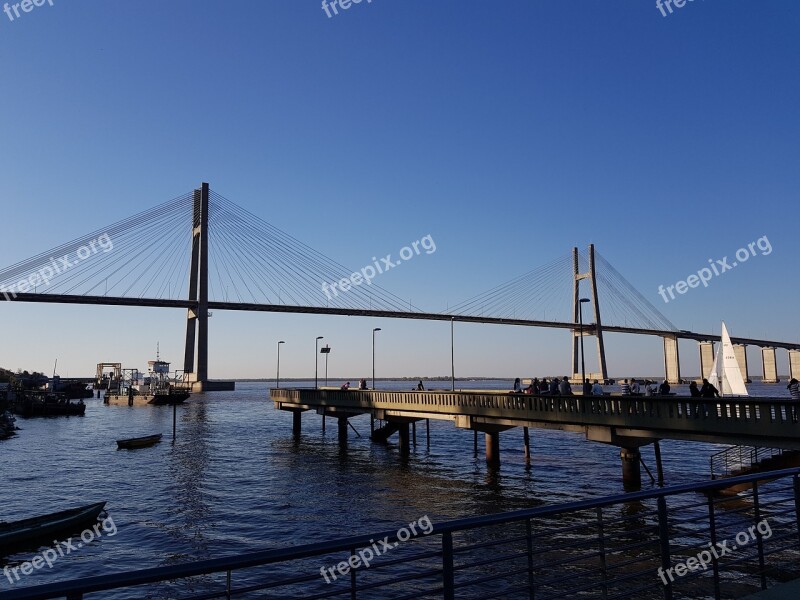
[707,322,748,396]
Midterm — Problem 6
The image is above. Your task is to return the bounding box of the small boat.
[10,391,86,418]
[0,502,106,554]
[116,433,163,449]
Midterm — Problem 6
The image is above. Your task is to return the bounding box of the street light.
[372,328,381,389]
[579,298,591,392]
[315,336,323,388]
[276,341,285,388]
[321,344,331,386]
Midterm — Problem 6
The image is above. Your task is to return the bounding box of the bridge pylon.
[571,244,608,384]
[183,182,210,391]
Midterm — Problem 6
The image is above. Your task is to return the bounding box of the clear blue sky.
[0,0,798,380]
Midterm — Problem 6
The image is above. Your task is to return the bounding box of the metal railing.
[3,468,800,599]
[273,388,800,449]
[710,446,786,478]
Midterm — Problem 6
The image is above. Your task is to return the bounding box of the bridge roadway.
[271,387,800,484]
[5,292,799,350]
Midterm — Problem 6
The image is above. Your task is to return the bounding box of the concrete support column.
[337,417,348,445]
[523,427,530,464]
[292,410,302,437]
[699,342,715,380]
[762,347,779,383]
[663,336,681,384]
[789,350,800,381]
[485,432,500,468]
[398,423,410,456]
[734,344,751,383]
[620,447,641,488]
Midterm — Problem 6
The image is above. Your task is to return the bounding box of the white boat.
[708,322,748,397]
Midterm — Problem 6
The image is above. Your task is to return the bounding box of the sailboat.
[707,322,749,396]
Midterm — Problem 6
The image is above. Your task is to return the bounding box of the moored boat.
[116,433,163,449]
[0,502,106,554]
[10,391,86,417]
[103,352,191,407]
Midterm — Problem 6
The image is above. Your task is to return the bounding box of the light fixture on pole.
[579,298,591,391]
[315,336,323,388]
[372,328,381,390]
[320,344,331,386]
[276,340,285,388]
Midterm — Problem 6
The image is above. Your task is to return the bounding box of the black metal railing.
[711,446,786,478]
[3,468,800,599]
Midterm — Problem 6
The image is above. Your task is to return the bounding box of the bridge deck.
[271,388,800,450]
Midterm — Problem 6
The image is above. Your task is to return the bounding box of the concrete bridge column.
[337,416,348,445]
[761,347,779,383]
[789,350,800,381]
[699,342,715,379]
[663,335,681,384]
[620,447,641,488]
[398,423,411,456]
[734,344,751,383]
[485,432,500,468]
[292,410,302,437]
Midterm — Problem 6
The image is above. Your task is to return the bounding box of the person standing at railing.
[700,378,720,398]
[787,378,800,400]
[620,379,631,395]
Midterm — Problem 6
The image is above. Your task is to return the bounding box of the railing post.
[350,546,357,600]
[442,531,455,600]
[526,518,535,599]
[657,496,673,600]
[752,481,767,590]
[707,494,721,600]
[596,507,608,599]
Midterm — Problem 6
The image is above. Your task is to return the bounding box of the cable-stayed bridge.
[1,183,797,388]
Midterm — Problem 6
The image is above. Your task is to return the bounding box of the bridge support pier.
[662,335,681,384]
[699,341,715,380]
[337,416,348,445]
[523,427,530,464]
[485,432,500,468]
[398,423,411,456]
[762,347,779,383]
[620,447,641,489]
[734,344,752,383]
[789,350,800,381]
[292,410,302,437]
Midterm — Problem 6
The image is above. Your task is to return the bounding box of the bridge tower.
[183,182,210,391]
[571,244,608,383]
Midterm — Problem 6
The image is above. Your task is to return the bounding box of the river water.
[0,380,793,596]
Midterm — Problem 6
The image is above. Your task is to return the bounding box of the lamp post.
[372,328,381,390]
[321,344,331,386]
[579,298,590,391]
[276,340,285,388]
[315,336,323,388]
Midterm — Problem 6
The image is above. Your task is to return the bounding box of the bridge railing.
[272,389,800,445]
[2,468,800,600]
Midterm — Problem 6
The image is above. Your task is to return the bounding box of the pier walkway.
[272,388,800,483]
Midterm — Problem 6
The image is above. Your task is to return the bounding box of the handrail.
[3,467,800,600]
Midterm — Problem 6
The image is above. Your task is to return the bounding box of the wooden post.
[523,427,530,464]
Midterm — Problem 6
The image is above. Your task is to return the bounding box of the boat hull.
[105,392,189,406]
[117,434,162,449]
[0,502,106,555]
